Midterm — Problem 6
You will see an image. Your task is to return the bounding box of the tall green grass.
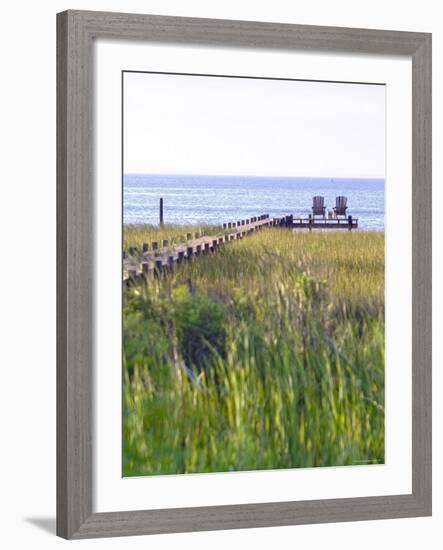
[123,229,384,476]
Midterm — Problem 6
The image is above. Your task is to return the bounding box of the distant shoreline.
[124,173,385,181]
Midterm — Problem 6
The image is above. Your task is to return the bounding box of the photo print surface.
[122,71,385,477]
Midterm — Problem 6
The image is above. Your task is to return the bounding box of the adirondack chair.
[312,196,326,218]
[333,196,348,217]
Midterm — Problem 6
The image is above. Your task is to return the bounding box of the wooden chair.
[312,196,326,218]
[333,196,348,217]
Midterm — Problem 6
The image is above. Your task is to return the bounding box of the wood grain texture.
[57,10,93,539]
[66,9,428,54]
[56,10,432,539]
[56,11,68,537]
[411,35,432,512]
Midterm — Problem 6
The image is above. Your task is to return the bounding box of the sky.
[123,72,385,179]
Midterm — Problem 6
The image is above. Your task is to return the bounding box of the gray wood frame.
[57,10,432,539]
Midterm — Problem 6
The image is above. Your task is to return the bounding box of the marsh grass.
[123,229,384,476]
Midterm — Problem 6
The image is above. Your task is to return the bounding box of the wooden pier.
[292,215,358,230]
[123,213,358,284]
[124,214,274,283]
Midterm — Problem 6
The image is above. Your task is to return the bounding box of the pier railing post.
[159,197,164,226]
[155,259,163,276]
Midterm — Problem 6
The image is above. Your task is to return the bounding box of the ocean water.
[123,174,384,230]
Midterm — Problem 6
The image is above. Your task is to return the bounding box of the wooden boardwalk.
[123,213,358,283]
[124,214,276,282]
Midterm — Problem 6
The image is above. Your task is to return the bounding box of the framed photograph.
[57,10,432,539]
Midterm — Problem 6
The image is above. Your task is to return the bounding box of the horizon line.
[123,173,385,180]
